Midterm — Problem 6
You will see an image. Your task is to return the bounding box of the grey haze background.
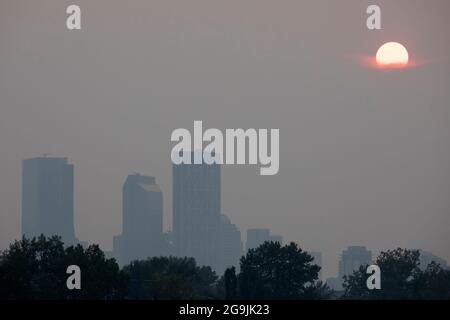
[1,0,449,279]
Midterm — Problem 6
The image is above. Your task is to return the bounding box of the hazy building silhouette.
[22,157,77,245]
[246,228,282,251]
[339,246,372,279]
[217,214,243,274]
[114,174,164,266]
[173,153,221,269]
[418,250,448,270]
[327,246,372,291]
[310,251,323,281]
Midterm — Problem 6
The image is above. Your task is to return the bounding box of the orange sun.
[376,42,409,68]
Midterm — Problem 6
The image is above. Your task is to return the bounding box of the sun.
[376,42,409,68]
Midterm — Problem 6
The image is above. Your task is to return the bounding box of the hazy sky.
[1,0,449,278]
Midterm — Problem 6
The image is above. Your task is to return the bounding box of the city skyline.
[15,155,449,281]
[1,1,450,281]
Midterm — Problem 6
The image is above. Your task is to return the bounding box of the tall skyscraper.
[22,157,77,245]
[173,153,221,269]
[217,214,243,274]
[114,174,164,266]
[338,246,372,280]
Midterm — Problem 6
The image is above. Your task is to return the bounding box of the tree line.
[0,235,449,299]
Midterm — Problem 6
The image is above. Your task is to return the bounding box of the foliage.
[223,266,238,299]
[0,235,128,299]
[122,256,219,299]
[343,248,450,299]
[236,241,328,299]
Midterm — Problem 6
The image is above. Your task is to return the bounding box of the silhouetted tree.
[64,243,129,299]
[302,281,334,300]
[0,235,128,299]
[238,241,324,299]
[343,248,450,299]
[224,266,238,299]
[412,261,450,299]
[123,256,219,299]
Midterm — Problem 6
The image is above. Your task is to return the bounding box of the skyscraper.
[173,153,221,269]
[338,246,372,280]
[326,246,372,291]
[22,157,76,245]
[114,174,164,266]
[217,214,243,274]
